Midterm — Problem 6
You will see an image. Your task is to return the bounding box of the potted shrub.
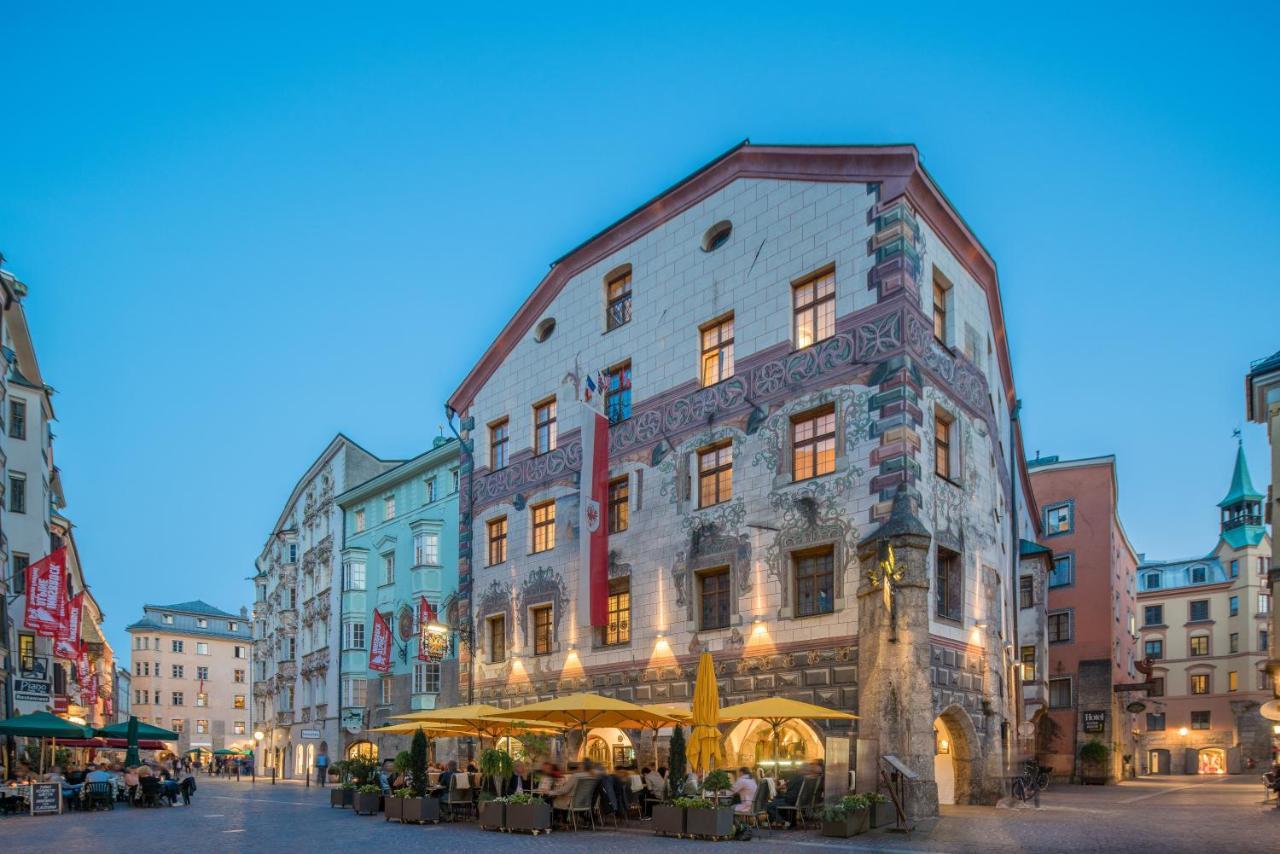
[701,769,732,798]
[503,791,552,834]
[821,794,869,838]
[352,784,382,815]
[1079,739,1111,785]
[867,791,894,828]
[399,728,441,823]
[331,781,356,809]
[385,786,412,822]
[682,796,734,839]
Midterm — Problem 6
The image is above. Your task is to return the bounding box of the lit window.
[1190,673,1209,694]
[1228,671,1238,692]
[792,406,836,482]
[171,719,184,733]
[1020,646,1036,681]
[534,399,557,455]
[605,578,630,646]
[234,721,246,735]
[531,502,556,553]
[700,315,734,386]
[934,409,955,481]
[1190,635,1209,656]
[608,476,629,534]
[697,442,733,508]
[532,605,553,656]
[487,517,508,566]
[793,269,835,349]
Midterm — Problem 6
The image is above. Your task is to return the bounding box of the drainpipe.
[444,406,475,728]
[1009,398,1022,769]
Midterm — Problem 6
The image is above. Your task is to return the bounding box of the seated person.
[85,763,112,783]
[730,767,758,818]
[435,760,459,797]
[766,767,809,825]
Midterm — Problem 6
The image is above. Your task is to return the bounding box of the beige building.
[126,601,254,755]
[1135,444,1274,774]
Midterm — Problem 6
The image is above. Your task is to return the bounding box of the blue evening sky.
[2,4,1276,656]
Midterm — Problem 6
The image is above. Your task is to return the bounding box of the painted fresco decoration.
[518,566,569,649]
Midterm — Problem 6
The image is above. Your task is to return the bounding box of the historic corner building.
[125,601,253,755]
[1133,443,1274,774]
[1027,454,1141,783]
[0,267,114,733]
[334,437,462,762]
[253,435,400,779]
[445,144,1040,817]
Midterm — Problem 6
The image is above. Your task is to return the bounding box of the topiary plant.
[410,728,429,798]
[480,747,515,798]
[702,769,732,793]
[668,725,687,799]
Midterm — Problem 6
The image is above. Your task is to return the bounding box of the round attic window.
[701,220,733,252]
[534,317,557,343]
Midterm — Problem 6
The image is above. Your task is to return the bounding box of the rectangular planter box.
[353,792,381,815]
[505,801,551,834]
[401,797,441,824]
[871,800,895,828]
[685,806,735,838]
[821,809,868,837]
[384,797,404,822]
[478,799,505,830]
[330,788,354,809]
[652,803,685,836]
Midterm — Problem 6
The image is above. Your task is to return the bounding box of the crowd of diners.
[367,755,827,832]
[2,757,199,812]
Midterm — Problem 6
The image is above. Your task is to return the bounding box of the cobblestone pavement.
[1,775,1277,854]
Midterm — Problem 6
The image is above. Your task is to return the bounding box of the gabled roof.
[447,142,1013,416]
[1218,441,1263,508]
[146,600,237,618]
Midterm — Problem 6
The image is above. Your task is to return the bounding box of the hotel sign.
[1082,711,1107,733]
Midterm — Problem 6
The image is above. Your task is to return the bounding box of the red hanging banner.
[24,547,69,636]
[76,647,91,688]
[55,592,85,660]
[86,671,99,706]
[368,610,392,673]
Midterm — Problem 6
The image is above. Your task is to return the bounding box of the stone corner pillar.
[855,484,937,820]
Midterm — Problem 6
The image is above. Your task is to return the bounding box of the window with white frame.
[354,509,365,533]
[414,531,439,566]
[413,660,440,694]
[343,621,366,650]
[1044,502,1072,535]
[380,678,393,705]
[382,553,395,586]
[343,561,366,591]
[342,677,366,708]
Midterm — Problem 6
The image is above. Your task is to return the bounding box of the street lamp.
[253,730,265,781]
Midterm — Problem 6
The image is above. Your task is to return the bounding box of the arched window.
[346,740,378,761]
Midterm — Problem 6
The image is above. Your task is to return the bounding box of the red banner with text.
[369,610,392,673]
[55,592,84,660]
[24,547,69,637]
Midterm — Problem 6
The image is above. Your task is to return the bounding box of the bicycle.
[1011,761,1043,802]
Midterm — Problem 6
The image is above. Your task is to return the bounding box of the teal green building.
[335,436,460,761]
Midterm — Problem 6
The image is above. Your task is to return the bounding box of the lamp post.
[253,731,264,782]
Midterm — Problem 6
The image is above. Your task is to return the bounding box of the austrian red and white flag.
[55,591,85,660]
[578,382,610,628]
[24,547,69,637]
[369,610,392,673]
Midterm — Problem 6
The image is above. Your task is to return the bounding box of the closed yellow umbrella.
[688,652,724,774]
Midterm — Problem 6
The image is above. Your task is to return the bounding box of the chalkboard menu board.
[30,782,61,815]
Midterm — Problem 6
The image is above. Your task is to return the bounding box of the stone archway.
[934,704,983,805]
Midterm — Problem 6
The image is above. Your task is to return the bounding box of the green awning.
[96,720,180,741]
[0,711,95,739]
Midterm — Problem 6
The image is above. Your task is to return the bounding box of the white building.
[252,435,399,780]
[447,144,1039,814]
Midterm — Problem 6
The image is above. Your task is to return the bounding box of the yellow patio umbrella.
[717,697,857,775]
[368,721,474,737]
[493,693,681,761]
[688,653,724,774]
[391,703,564,743]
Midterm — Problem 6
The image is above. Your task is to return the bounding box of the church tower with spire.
[1218,440,1266,550]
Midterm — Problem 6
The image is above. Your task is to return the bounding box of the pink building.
[1028,455,1141,782]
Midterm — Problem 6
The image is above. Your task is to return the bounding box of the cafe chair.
[774,778,807,829]
[138,777,164,808]
[564,778,597,831]
[441,775,474,822]
[84,782,115,811]
[742,782,771,836]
